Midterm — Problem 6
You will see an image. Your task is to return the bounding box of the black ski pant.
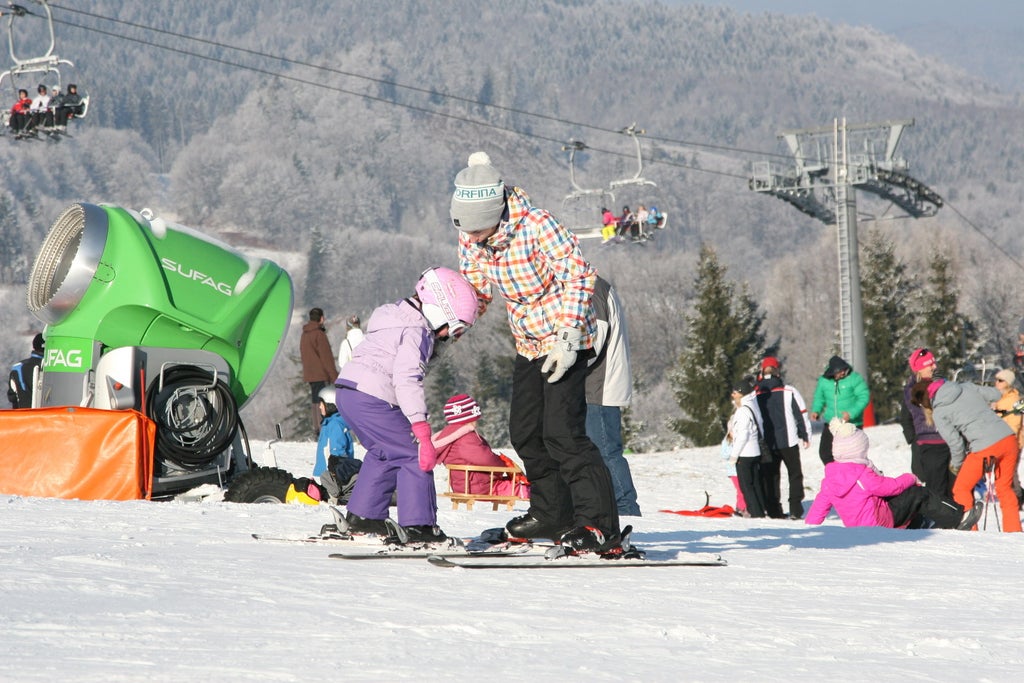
[763,445,805,518]
[910,441,954,501]
[735,456,767,517]
[818,426,834,465]
[888,485,963,529]
[509,353,619,538]
[759,450,785,518]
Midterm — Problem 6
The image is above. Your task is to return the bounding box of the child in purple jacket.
[333,267,479,544]
[806,419,981,530]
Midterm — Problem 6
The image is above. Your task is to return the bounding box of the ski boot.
[558,526,621,554]
[957,500,984,530]
[402,525,448,544]
[547,525,643,560]
[505,513,573,542]
[326,508,390,537]
[383,519,463,551]
[344,512,391,536]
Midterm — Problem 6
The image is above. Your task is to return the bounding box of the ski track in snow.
[2,424,1023,681]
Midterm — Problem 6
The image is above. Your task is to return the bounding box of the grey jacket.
[931,381,1012,469]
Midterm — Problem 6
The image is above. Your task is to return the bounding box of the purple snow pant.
[335,387,437,527]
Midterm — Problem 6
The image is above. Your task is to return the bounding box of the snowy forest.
[2,0,1024,449]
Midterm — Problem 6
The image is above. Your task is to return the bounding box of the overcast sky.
[679,1,1024,33]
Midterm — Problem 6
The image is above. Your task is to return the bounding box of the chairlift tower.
[749,118,943,376]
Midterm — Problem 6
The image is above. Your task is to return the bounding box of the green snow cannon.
[26,203,293,495]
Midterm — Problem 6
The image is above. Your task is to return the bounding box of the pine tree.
[470,352,514,446]
[303,226,333,306]
[621,405,643,453]
[919,249,975,374]
[0,195,23,284]
[471,352,514,406]
[670,244,767,446]
[283,355,316,441]
[860,228,916,421]
[424,353,460,427]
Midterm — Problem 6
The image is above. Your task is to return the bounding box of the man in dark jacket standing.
[8,333,44,408]
[755,356,812,519]
[300,308,338,438]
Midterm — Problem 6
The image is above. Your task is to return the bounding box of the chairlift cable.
[943,201,1024,273]
[46,4,790,168]
[32,7,1024,272]
[42,10,749,179]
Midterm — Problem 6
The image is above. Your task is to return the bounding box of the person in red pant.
[911,378,1021,532]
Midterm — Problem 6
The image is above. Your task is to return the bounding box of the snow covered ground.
[3,423,1023,682]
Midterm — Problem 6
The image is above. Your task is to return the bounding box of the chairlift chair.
[560,139,617,240]
[608,124,668,238]
[0,1,88,138]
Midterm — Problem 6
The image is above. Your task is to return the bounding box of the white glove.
[541,327,582,384]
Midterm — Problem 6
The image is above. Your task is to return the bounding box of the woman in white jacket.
[727,376,767,518]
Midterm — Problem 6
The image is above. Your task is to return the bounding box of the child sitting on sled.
[433,393,530,499]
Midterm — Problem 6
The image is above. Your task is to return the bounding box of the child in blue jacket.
[313,387,357,501]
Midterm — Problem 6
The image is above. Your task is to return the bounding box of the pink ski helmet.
[415,267,478,338]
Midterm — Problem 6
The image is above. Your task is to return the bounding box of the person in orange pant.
[911,378,1021,532]
[991,368,1024,504]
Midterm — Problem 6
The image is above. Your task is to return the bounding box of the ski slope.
[2,424,1022,681]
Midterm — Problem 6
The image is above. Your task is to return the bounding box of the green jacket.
[811,358,870,425]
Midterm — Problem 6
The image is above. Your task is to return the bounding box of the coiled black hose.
[146,365,239,471]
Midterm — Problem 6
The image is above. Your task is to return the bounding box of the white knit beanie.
[450,152,505,232]
[830,418,869,463]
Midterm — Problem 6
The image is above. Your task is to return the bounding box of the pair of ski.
[253,510,726,568]
[439,526,725,568]
[333,527,727,569]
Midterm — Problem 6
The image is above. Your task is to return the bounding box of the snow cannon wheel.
[224,466,295,504]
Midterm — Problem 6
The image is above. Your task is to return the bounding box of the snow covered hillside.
[2,424,1022,681]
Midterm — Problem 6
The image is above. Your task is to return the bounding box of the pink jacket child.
[433,394,530,498]
[806,419,978,530]
[805,421,915,527]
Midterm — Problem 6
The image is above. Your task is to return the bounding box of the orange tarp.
[0,407,155,500]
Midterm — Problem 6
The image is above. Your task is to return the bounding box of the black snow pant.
[910,441,954,501]
[736,456,767,518]
[509,353,619,538]
[763,444,805,518]
[818,426,834,465]
[888,485,963,529]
